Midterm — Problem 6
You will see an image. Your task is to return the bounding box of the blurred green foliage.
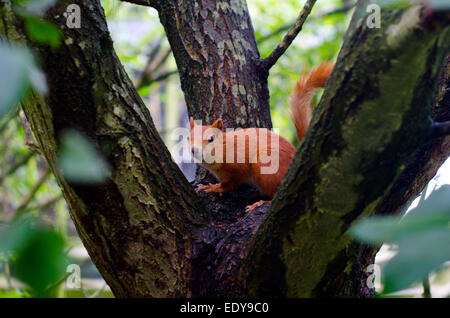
[0,0,111,297]
[58,130,111,184]
[0,217,67,297]
[251,0,350,144]
[350,185,450,295]
[0,43,39,118]
[24,17,61,49]
[380,0,450,9]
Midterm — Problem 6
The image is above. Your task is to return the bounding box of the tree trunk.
[154,0,272,129]
[1,0,449,297]
[1,0,203,297]
[239,5,450,297]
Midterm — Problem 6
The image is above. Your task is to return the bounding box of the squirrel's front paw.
[197,183,223,194]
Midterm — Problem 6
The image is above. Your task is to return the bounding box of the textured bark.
[238,3,450,297]
[1,0,203,297]
[1,0,449,298]
[153,0,271,129]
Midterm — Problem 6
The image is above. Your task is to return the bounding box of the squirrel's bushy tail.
[290,62,334,141]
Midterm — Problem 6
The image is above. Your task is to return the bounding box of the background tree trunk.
[1,0,449,297]
[154,0,272,129]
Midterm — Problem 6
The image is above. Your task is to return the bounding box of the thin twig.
[134,37,165,87]
[419,184,432,298]
[0,108,19,135]
[136,47,172,89]
[147,70,178,85]
[25,195,63,212]
[12,165,51,221]
[45,272,72,296]
[258,2,356,44]
[19,109,41,154]
[120,0,155,7]
[85,282,108,298]
[0,152,35,186]
[422,275,432,298]
[263,0,317,70]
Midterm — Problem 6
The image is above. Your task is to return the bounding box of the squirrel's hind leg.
[245,200,271,213]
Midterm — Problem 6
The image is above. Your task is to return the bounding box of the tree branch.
[422,275,432,298]
[0,108,19,135]
[19,109,41,154]
[374,51,450,218]
[263,0,317,70]
[25,195,63,212]
[120,0,155,7]
[135,47,173,89]
[258,1,356,45]
[1,0,203,297]
[147,69,178,85]
[239,2,450,297]
[12,165,50,221]
[0,152,35,186]
[134,36,164,86]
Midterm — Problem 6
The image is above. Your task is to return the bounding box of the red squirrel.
[189,62,334,212]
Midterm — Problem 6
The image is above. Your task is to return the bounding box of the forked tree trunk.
[0,0,449,297]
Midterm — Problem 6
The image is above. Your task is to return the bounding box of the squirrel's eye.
[208,136,214,143]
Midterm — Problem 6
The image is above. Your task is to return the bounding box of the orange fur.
[190,62,333,212]
[290,62,334,141]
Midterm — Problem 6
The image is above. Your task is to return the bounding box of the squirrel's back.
[290,62,334,141]
[190,62,334,209]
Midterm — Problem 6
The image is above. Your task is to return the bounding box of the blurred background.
[0,0,448,298]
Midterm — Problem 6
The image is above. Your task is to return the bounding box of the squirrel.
[189,62,334,212]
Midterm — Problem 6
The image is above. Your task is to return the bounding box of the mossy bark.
[238,2,450,297]
[1,0,449,297]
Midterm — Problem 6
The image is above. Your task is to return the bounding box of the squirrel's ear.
[189,116,195,129]
[212,118,223,131]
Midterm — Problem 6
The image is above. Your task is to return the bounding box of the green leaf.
[349,211,450,244]
[24,17,61,49]
[0,41,48,118]
[0,217,35,253]
[57,130,111,184]
[14,228,67,297]
[28,65,48,95]
[0,42,32,118]
[379,0,415,9]
[350,186,450,244]
[383,228,450,293]
[408,185,450,218]
[0,217,67,297]
[349,185,450,294]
